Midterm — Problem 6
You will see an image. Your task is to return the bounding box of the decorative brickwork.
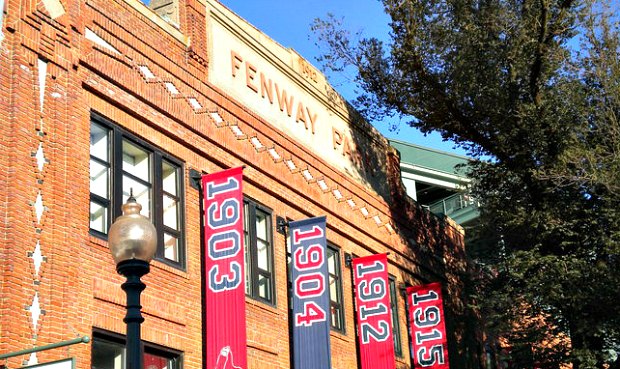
[185,0,207,68]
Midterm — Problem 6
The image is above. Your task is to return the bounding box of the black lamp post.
[108,195,157,369]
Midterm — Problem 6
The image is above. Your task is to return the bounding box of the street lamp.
[108,194,157,369]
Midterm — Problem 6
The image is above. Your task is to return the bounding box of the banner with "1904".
[290,217,331,369]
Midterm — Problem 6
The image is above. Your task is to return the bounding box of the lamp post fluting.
[108,195,157,369]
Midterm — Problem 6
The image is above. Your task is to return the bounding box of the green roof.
[389,139,470,175]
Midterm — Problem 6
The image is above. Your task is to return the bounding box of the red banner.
[353,254,396,369]
[202,167,247,369]
[407,282,449,369]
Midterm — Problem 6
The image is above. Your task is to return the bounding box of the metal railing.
[0,336,90,360]
[428,193,478,218]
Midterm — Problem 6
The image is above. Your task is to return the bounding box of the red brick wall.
[0,1,471,368]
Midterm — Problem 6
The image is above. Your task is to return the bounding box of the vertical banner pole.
[346,254,363,369]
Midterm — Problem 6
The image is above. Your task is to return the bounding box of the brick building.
[0,0,477,368]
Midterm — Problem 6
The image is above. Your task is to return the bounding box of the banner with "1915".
[407,282,450,369]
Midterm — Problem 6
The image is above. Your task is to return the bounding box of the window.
[89,115,185,268]
[244,199,275,304]
[91,331,182,369]
[389,277,403,357]
[327,246,345,332]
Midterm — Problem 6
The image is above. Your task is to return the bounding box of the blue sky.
[217,0,470,157]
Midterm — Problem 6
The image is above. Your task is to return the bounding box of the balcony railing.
[428,193,479,225]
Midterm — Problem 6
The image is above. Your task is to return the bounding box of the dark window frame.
[91,329,183,369]
[243,198,275,305]
[389,276,403,357]
[327,245,345,333]
[89,113,186,269]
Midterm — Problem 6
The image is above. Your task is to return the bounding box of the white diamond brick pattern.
[28,292,41,332]
[210,112,224,125]
[250,137,264,151]
[35,143,46,172]
[302,169,313,182]
[164,82,180,95]
[268,148,281,162]
[285,159,297,172]
[230,125,245,138]
[317,179,329,192]
[373,215,383,226]
[33,192,45,224]
[332,188,344,201]
[31,241,44,276]
[138,65,156,80]
[188,97,202,110]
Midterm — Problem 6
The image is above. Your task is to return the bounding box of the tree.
[312,0,620,367]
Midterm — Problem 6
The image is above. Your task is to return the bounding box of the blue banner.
[290,216,332,369]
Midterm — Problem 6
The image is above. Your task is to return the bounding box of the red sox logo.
[214,346,241,369]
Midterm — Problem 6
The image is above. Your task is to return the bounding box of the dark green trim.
[0,337,89,359]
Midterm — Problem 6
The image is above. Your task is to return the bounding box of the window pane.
[92,335,180,369]
[90,123,109,161]
[331,304,342,331]
[327,247,344,331]
[90,201,108,234]
[329,276,338,301]
[255,210,268,240]
[244,235,251,295]
[162,161,177,196]
[92,339,124,369]
[327,252,336,274]
[90,122,111,236]
[164,233,179,262]
[244,201,274,303]
[257,240,269,270]
[90,160,109,198]
[122,140,150,179]
[163,194,178,229]
[144,353,172,369]
[123,176,151,218]
[244,202,251,295]
[244,202,250,231]
[258,273,271,301]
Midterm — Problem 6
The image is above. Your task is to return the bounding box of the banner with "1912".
[352,253,396,369]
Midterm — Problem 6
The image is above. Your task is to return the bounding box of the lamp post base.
[117,259,150,369]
